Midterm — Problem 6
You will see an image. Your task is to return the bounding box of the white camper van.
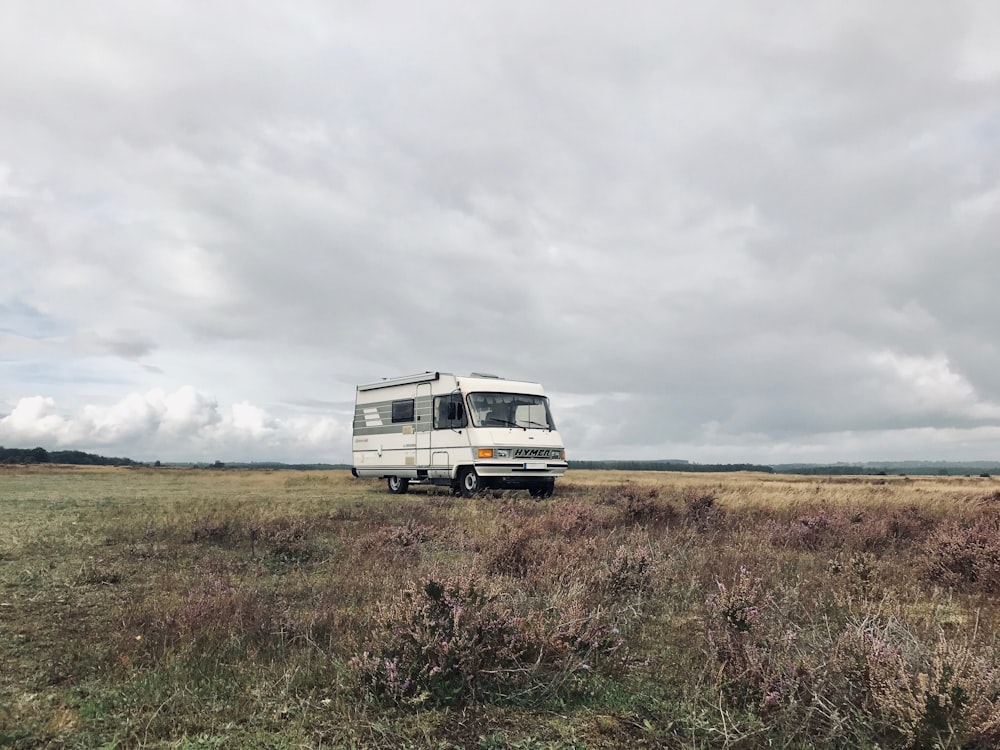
[351,372,567,497]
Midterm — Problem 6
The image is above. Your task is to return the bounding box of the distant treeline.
[570,460,999,477]
[772,462,1000,476]
[773,465,871,476]
[0,446,140,466]
[569,460,775,473]
[179,462,351,471]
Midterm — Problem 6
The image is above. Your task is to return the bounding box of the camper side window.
[391,399,415,423]
[433,394,467,429]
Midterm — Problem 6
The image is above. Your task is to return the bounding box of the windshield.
[467,392,556,430]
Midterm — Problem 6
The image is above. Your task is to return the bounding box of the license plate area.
[523,462,547,470]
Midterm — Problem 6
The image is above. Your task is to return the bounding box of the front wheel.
[387,476,409,494]
[457,468,481,498]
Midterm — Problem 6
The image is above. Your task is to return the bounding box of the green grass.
[2,466,999,748]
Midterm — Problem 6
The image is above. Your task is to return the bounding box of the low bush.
[480,526,538,578]
[129,576,279,648]
[596,483,678,527]
[702,565,1000,747]
[351,573,624,706]
[682,490,719,531]
[372,518,432,548]
[922,514,1000,594]
[543,499,608,535]
[769,512,843,551]
[604,542,654,600]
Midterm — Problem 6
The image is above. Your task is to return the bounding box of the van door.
[416,383,432,468]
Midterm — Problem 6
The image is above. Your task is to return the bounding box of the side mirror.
[446,400,465,425]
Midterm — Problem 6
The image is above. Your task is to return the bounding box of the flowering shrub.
[596,483,678,527]
[185,518,236,543]
[605,543,653,599]
[881,505,935,545]
[769,513,840,551]
[129,575,285,649]
[374,519,432,548]
[702,566,1000,747]
[826,551,879,604]
[708,566,766,635]
[771,505,934,555]
[831,624,1000,748]
[922,515,1000,594]
[682,490,719,531]
[703,566,788,708]
[352,574,624,705]
[544,500,606,535]
[481,526,537,578]
[252,517,316,566]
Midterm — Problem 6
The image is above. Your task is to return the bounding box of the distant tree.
[0,445,138,466]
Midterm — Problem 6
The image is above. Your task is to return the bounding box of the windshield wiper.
[485,418,520,429]
[520,420,550,430]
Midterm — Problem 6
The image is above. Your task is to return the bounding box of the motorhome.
[351,372,567,497]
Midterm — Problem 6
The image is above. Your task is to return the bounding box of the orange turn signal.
[478,448,494,459]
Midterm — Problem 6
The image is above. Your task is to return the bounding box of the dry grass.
[1,466,999,748]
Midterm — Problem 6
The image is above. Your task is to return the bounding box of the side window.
[433,394,467,429]
[391,399,415,423]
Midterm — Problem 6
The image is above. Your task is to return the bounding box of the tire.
[528,479,555,499]
[458,468,481,498]
[387,476,409,494]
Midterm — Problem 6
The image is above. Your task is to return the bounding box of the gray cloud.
[2,1,1000,463]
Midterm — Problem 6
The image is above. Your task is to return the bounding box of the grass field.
[2,466,999,748]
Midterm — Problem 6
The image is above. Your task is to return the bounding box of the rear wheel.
[387,476,409,494]
[528,479,555,499]
[458,468,481,498]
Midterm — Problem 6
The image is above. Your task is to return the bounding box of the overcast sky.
[2,1,1000,465]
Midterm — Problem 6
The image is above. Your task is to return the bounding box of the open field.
[2,466,1000,748]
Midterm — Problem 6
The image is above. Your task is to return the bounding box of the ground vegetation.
[1,466,999,748]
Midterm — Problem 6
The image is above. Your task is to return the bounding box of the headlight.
[495,449,510,458]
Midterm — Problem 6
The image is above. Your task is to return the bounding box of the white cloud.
[0,396,81,444]
[227,401,276,440]
[0,388,349,463]
[81,393,159,443]
[869,351,1000,419]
